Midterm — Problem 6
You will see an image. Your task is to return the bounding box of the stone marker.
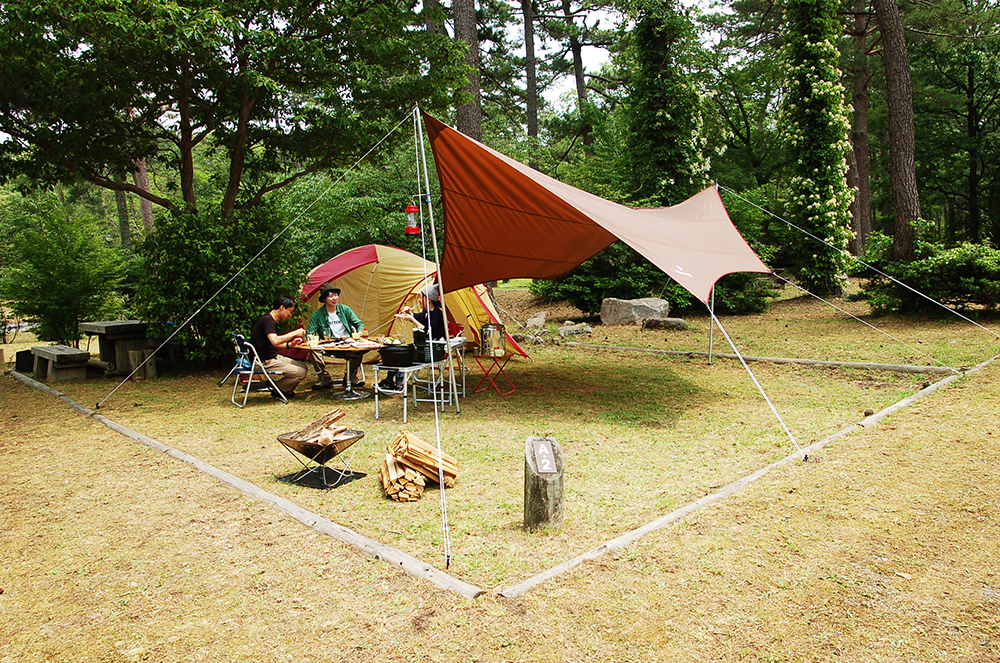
[600,297,671,326]
[524,436,564,531]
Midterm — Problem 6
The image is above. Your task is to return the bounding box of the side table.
[471,353,515,396]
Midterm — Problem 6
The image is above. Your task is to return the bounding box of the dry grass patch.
[2,290,998,661]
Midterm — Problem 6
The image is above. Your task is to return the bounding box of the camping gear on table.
[378,342,416,367]
[480,323,507,357]
[413,329,447,363]
[277,408,364,487]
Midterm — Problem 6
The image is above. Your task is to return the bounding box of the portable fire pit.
[277,408,365,488]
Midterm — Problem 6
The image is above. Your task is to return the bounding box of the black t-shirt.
[250,313,278,361]
[414,308,445,340]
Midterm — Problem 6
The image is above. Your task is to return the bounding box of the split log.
[387,430,458,488]
[292,409,346,443]
[380,453,426,502]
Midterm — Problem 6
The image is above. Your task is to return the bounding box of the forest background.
[0,0,998,360]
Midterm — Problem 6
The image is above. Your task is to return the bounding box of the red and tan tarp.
[423,113,770,304]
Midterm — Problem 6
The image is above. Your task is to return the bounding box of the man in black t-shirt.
[249,295,308,398]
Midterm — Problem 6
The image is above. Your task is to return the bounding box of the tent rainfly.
[422,113,771,303]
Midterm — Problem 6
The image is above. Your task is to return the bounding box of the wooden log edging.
[497,352,1000,598]
[4,369,484,600]
[566,342,958,375]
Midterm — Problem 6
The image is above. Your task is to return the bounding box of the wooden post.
[524,436,564,531]
[128,349,156,380]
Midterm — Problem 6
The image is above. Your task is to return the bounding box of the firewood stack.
[379,430,459,501]
[380,453,426,502]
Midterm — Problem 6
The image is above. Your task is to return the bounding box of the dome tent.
[301,244,526,358]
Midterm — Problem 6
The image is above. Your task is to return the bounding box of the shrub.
[0,205,125,346]
[849,233,1000,314]
[136,203,308,365]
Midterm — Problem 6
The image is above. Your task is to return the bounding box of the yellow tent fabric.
[301,244,527,357]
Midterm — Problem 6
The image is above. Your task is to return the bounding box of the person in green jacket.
[307,284,366,388]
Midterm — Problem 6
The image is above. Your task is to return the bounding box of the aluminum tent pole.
[708,286,715,365]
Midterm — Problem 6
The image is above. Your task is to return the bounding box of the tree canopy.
[0,0,468,220]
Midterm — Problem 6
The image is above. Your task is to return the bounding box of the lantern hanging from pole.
[404,204,420,235]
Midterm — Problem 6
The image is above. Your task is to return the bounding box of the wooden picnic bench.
[31,345,90,382]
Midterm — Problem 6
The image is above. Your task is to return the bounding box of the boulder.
[557,322,593,337]
[525,311,547,329]
[600,297,671,326]
[641,317,687,330]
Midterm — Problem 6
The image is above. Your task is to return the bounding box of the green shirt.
[306,303,364,338]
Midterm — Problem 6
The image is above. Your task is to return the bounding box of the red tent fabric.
[423,113,770,304]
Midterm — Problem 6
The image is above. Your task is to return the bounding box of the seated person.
[306,283,366,388]
[378,284,446,393]
[249,295,308,399]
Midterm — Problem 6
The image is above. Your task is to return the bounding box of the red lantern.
[404,204,420,235]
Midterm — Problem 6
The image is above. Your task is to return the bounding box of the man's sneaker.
[312,379,333,390]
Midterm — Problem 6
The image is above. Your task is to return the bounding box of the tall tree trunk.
[561,0,591,147]
[872,0,920,262]
[966,63,981,243]
[523,0,539,168]
[132,157,155,233]
[847,0,872,256]
[454,0,482,142]
[114,176,132,252]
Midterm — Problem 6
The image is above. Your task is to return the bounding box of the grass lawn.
[2,289,998,661]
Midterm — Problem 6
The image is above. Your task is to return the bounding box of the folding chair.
[217,333,287,407]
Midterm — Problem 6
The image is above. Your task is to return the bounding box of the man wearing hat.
[306,284,366,388]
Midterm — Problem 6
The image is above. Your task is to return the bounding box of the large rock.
[600,297,671,326]
[557,322,592,337]
[525,311,547,329]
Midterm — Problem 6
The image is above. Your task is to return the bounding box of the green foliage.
[0,198,125,346]
[617,0,710,206]
[136,202,308,365]
[0,0,467,217]
[779,0,853,295]
[848,232,1000,314]
[279,143,443,267]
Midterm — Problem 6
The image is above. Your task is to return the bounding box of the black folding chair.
[216,333,286,407]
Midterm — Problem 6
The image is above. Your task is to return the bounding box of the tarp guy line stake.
[709,307,805,460]
[718,184,1000,341]
[97,114,414,409]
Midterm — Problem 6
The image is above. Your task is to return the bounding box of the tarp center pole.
[708,286,716,365]
[413,107,453,568]
[708,306,806,461]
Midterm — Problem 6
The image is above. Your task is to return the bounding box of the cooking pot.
[378,344,415,367]
[480,323,506,357]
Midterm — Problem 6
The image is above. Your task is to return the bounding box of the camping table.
[373,339,465,423]
[471,353,516,396]
[305,341,378,401]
